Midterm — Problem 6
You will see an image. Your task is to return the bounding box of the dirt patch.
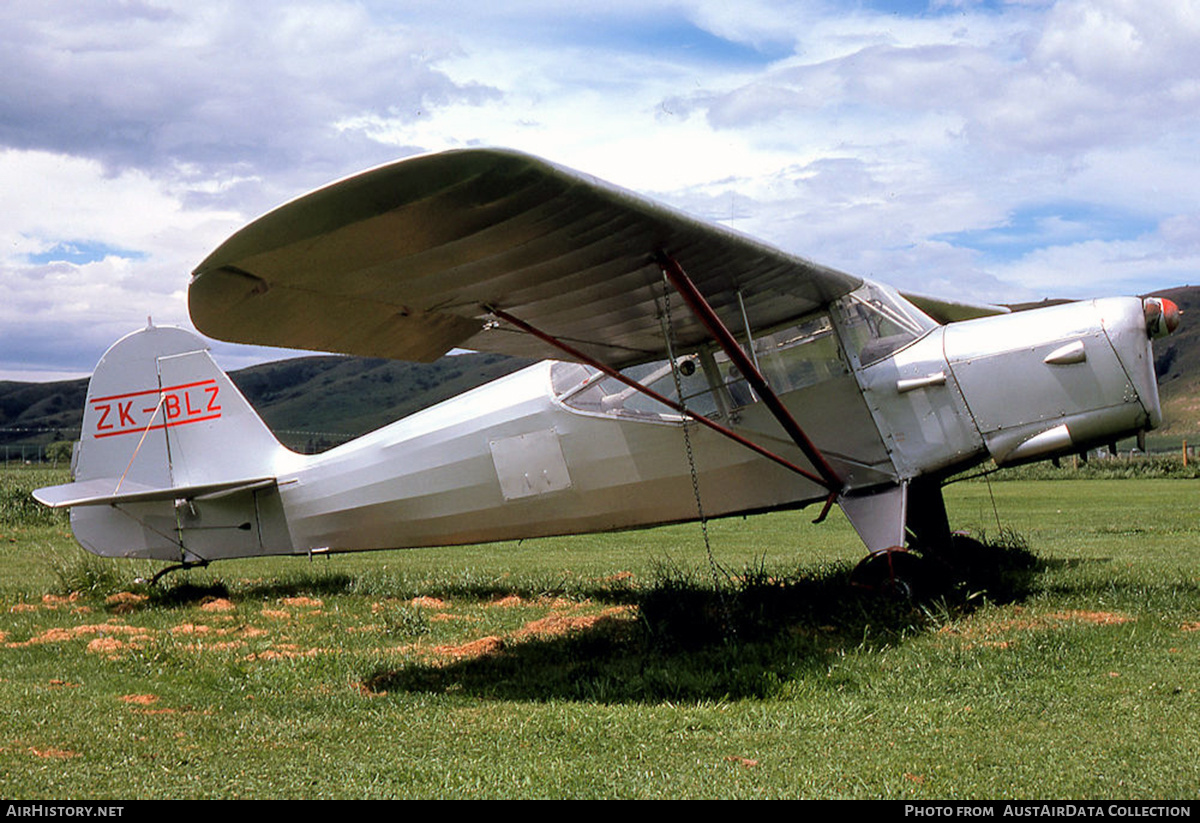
[1179,622,1200,632]
[172,623,211,635]
[1046,610,1133,626]
[940,609,1135,648]
[409,596,447,610]
[260,608,291,620]
[177,637,251,653]
[28,746,79,759]
[5,623,154,657]
[281,596,323,608]
[107,592,148,615]
[119,694,158,705]
[106,592,148,606]
[491,595,523,608]
[245,645,319,661]
[423,604,632,662]
[200,598,236,613]
[24,628,79,644]
[513,606,632,640]
[8,622,153,649]
[353,680,388,698]
[8,604,37,613]
[88,637,131,656]
[432,635,504,659]
[600,571,635,583]
[173,624,264,644]
[40,593,82,609]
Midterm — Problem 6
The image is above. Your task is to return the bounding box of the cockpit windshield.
[832,283,936,366]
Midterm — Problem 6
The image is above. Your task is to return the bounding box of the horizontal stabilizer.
[34,476,276,509]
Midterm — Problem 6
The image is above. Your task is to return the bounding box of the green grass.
[0,468,1197,798]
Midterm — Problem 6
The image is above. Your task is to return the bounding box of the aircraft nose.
[1144,297,1181,338]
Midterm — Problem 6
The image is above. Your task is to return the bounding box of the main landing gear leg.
[846,478,953,598]
[905,477,953,553]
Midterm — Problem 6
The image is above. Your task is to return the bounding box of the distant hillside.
[3,287,1198,456]
[1147,285,1200,434]
[0,352,534,454]
[0,377,88,452]
[229,352,535,451]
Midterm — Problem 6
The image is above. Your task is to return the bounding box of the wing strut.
[487,306,836,490]
[655,252,845,494]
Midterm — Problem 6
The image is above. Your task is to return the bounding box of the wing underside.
[189,149,863,366]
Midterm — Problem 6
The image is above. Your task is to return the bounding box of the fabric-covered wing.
[189,149,862,366]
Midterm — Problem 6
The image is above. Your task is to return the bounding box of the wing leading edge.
[189,149,862,366]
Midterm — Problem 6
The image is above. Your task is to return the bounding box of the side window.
[750,315,847,396]
[552,312,854,420]
[702,315,846,409]
[553,356,718,421]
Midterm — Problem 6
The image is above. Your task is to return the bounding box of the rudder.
[36,325,296,562]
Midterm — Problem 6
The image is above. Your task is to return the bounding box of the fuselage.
[48,288,1167,564]
[272,361,828,552]
[266,290,1163,557]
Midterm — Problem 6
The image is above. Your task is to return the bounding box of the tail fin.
[35,325,296,562]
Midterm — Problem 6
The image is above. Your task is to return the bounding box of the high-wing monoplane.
[34,149,1180,584]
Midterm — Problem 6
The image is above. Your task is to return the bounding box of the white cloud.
[0,149,242,375]
[4,0,1200,379]
[0,150,235,253]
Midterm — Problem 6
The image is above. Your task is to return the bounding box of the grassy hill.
[0,379,87,452]
[3,286,1198,456]
[1147,285,1200,435]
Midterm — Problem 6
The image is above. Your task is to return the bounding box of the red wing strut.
[655,252,844,493]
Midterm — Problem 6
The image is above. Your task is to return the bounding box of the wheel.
[850,548,927,599]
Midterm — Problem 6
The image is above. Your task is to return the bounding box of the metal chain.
[662,279,733,632]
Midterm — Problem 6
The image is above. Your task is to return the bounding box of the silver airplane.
[34,149,1180,583]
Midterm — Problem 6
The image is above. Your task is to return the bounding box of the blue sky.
[3,0,1200,380]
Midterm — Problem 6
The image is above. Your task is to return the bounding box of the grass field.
[0,468,1197,799]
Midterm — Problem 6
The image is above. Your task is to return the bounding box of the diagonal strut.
[655,251,844,493]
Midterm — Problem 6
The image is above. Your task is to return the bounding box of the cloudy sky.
[4,0,1199,380]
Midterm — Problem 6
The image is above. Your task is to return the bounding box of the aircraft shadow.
[363,538,1045,704]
